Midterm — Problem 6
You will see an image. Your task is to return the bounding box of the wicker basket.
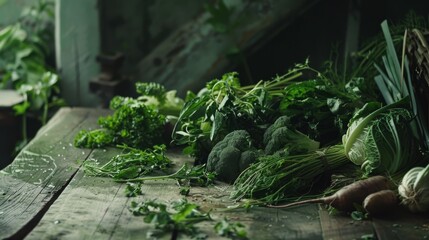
[406,29,429,131]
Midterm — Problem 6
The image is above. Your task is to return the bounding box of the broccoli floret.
[239,150,259,171]
[263,116,291,146]
[263,116,320,155]
[207,130,258,183]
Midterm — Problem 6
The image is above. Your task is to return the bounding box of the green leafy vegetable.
[173,65,306,162]
[99,96,166,148]
[83,145,171,179]
[374,20,429,151]
[279,79,363,145]
[75,95,166,149]
[129,199,211,238]
[124,182,143,197]
[342,100,419,176]
[214,218,248,240]
[74,129,113,149]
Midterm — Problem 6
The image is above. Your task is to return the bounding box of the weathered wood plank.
[26,148,191,240]
[0,107,110,239]
[319,207,375,240]
[189,184,322,240]
[372,206,429,240]
[27,143,323,240]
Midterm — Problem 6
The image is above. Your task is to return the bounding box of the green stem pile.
[231,145,350,204]
[83,145,171,179]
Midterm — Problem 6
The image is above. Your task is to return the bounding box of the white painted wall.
[55,0,100,107]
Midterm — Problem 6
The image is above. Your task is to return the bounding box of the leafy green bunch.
[173,66,305,162]
[231,144,349,204]
[100,96,166,148]
[75,95,166,149]
[279,77,366,146]
[83,144,171,179]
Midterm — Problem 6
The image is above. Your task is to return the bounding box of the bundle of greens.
[278,79,364,146]
[172,68,304,162]
[346,12,428,97]
[231,145,349,204]
[74,96,165,149]
[74,82,184,149]
[83,144,171,179]
[173,61,366,165]
[373,20,429,152]
[231,99,420,205]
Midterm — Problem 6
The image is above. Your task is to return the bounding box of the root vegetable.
[268,175,391,212]
[363,190,397,216]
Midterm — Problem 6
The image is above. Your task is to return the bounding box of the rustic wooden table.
[1,108,429,240]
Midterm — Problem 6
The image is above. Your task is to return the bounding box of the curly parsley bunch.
[74,96,166,149]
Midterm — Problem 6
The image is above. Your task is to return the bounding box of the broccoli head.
[263,116,291,146]
[263,116,320,155]
[207,130,258,183]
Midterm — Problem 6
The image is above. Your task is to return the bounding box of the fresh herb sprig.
[125,182,143,197]
[83,144,171,179]
[116,164,216,187]
[214,218,248,240]
[129,199,211,239]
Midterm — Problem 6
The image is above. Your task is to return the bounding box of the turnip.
[269,176,391,212]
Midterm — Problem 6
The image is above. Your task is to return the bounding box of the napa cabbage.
[342,102,419,176]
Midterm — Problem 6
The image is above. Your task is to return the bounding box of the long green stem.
[231,145,350,204]
[42,94,48,125]
[22,112,27,142]
[116,171,179,183]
